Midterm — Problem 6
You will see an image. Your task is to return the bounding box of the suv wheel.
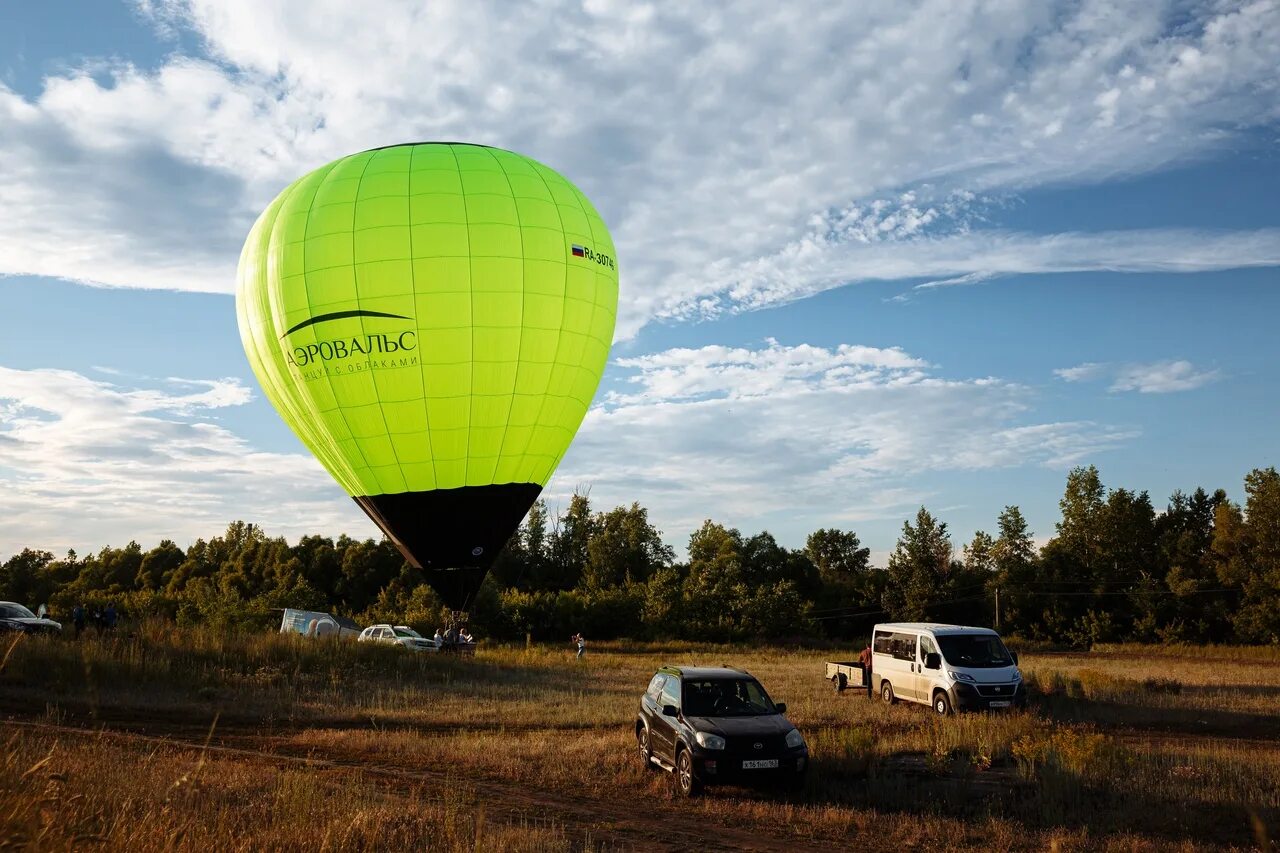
[881,680,897,705]
[675,748,701,797]
[933,691,952,716]
[637,725,655,770]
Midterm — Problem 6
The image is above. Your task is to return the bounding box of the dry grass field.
[1,626,1277,851]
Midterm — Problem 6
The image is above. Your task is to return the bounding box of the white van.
[870,623,1025,714]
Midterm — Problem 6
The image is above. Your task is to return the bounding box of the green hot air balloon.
[236,143,617,610]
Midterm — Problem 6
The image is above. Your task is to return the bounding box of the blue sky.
[1,1,1277,563]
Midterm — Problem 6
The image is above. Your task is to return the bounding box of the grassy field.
[1,626,1277,851]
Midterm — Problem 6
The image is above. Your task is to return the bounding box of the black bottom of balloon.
[353,483,542,610]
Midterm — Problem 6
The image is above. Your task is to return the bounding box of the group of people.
[70,603,118,638]
[432,625,474,648]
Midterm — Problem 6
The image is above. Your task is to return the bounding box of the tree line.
[2,465,1278,646]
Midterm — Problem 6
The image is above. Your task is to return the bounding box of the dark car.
[0,602,61,634]
[635,665,808,796]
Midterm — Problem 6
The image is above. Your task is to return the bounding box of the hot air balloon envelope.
[236,143,618,609]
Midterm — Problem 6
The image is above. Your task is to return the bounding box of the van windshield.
[937,634,1013,668]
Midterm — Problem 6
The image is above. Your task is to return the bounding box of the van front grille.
[974,683,1017,697]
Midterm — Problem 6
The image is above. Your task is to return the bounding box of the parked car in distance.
[871,622,1025,714]
[279,608,361,639]
[357,624,438,652]
[635,665,808,797]
[0,602,62,634]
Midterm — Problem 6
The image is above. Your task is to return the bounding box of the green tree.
[989,506,1038,635]
[0,549,54,606]
[963,531,996,573]
[1215,468,1280,642]
[582,502,674,591]
[883,508,952,621]
[136,540,186,591]
[805,529,870,581]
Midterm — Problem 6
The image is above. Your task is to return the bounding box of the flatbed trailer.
[824,661,867,693]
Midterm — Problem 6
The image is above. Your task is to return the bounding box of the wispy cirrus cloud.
[0,1,1276,334]
[1055,359,1222,393]
[0,367,368,554]
[547,340,1138,545]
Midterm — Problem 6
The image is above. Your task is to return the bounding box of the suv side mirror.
[1010,651,1019,665]
[662,704,678,717]
[925,652,941,670]
[773,702,786,714]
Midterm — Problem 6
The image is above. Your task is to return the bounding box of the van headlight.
[785,728,806,749]
[948,671,976,683]
[695,732,725,750]
[1011,669,1022,682]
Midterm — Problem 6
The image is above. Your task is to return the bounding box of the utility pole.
[995,587,1001,629]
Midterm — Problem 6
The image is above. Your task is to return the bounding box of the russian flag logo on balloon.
[571,244,586,257]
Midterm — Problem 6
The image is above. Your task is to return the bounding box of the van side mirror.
[925,652,941,670]
[1011,651,1019,665]
[775,702,787,714]
[662,704,678,717]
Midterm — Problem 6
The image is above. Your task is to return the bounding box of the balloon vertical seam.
[405,144,440,492]
[350,149,408,494]
[487,146,528,487]
[515,161,574,486]
[449,144,477,490]
[270,167,354,492]
[312,156,379,493]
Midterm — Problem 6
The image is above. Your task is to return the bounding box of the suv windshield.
[393,627,422,639]
[0,604,35,619]
[682,678,777,717]
[937,634,1013,668]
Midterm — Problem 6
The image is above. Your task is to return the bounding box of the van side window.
[920,635,938,660]
[893,632,916,661]
[873,631,892,655]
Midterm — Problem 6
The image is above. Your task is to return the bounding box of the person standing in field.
[859,644,873,698]
[572,632,585,659]
[72,604,85,638]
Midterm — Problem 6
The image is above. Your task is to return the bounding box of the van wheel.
[675,747,701,797]
[880,680,897,705]
[833,674,846,693]
[933,691,952,716]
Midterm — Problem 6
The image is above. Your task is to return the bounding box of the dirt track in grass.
[1,716,819,853]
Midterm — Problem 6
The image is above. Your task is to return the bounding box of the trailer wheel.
[832,674,847,693]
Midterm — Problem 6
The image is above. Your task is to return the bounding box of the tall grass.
[1,626,1277,850]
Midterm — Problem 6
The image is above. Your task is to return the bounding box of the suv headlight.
[948,671,976,683]
[785,728,805,749]
[695,732,725,750]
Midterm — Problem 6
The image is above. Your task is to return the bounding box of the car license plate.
[989,700,1011,708]
[742,759,779,769]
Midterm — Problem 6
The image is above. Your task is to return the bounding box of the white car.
[357,624,438,652]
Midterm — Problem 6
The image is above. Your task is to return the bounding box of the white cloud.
[0,1,1277,330]
[546,340,1138,547]
[0,367,371,554]
[1054,359,1221,393]
[1110,360,1222,393]
[1055,362,1108,383]
[670,224,1280,317]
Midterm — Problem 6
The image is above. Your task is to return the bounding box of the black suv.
[635,665,808,796]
